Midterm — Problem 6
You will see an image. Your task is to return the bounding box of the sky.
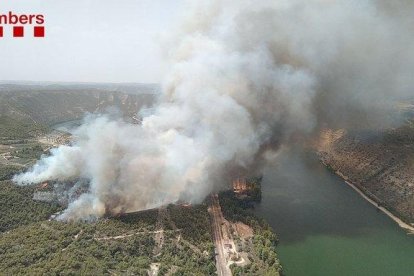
[0,0,185,83]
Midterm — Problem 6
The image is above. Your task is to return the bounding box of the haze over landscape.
[13,0,414,221]
[1,1,414,275]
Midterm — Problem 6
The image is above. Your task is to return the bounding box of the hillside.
[0,84,158,187]
[317,125,414,226]
[0,84,158,127]
[0,83,281,275]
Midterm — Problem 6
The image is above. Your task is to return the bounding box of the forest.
[0,87,282,275]
[219,191,282,276]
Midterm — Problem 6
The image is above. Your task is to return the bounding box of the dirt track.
[209,194,231,276]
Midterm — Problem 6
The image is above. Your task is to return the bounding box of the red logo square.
[0,26,3,37]
[34,26,44,37]
[13,26,24,37]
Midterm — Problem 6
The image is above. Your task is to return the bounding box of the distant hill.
[0,83,159,128]
[0,82,160,95]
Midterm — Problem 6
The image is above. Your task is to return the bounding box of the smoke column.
[14,0,414,220]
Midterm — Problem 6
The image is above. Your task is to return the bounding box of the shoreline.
[343,179,414,234]
[321,160,414,234]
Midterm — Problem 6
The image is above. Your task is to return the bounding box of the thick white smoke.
[14,0,414,220]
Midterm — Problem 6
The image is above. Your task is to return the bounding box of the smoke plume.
[14,0,414,220]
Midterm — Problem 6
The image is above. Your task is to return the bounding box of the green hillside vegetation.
[0,115,47,139]
[157,205,216,275]
[245,176,262,202]
[0,86,216,275]
[0,88,155,126]
[0,205,215,275]
[0,167,215,274]
[12,144,44,159]
[219,191,282,276]
[0,181,61,232]
[0,165,23,181]
[0,86,283,275]
[0,121,48,182]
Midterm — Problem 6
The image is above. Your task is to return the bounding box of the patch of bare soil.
[233,222,253,239]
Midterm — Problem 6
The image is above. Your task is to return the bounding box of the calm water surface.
[255,149,414,276]
[52,120,82,133]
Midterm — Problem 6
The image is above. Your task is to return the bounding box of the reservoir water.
[255,149,414,276]
[52,120,82,134]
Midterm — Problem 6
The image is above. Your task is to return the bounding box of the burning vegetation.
[13,0,414,222]
[232,177,262,202]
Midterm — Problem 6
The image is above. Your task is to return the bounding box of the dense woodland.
[0,91,213,274]
[0,88,282,275]
[0,161,216,274]
[0,181,61,232]
[0,143,215,275]
[0,185,283,275]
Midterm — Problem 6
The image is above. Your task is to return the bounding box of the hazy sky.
[0,0,185,83]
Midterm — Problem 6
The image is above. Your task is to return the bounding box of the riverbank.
[316,127,414,234]
[321,159,414,234]
[344,179,414,234]
[255,149,414,276]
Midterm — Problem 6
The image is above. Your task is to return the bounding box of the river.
[254,149,414,276]
[52,120,82,134]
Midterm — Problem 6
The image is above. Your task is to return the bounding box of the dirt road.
[209,194,231,276]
